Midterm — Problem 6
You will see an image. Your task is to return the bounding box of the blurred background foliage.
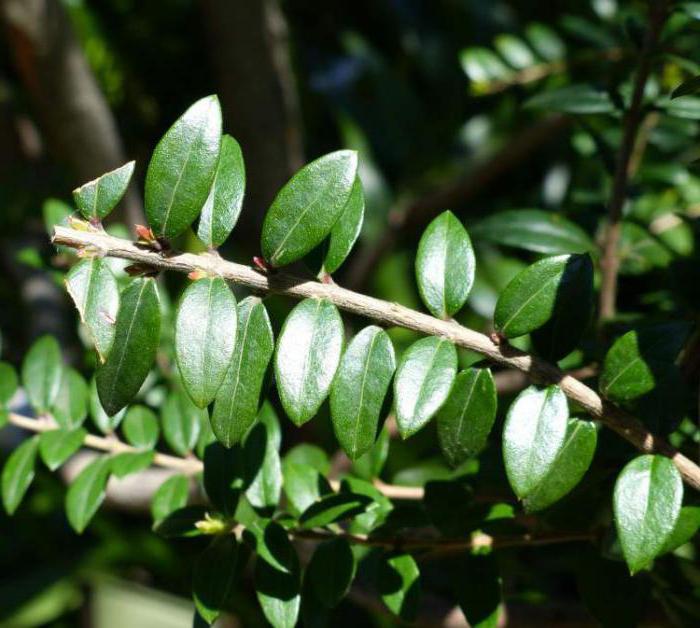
[2,0,700,626]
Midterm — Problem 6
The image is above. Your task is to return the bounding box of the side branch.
[52,226,700,491]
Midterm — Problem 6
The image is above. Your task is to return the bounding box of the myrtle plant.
[3,3,700,624]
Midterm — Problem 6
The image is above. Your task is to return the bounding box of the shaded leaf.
[110,451,154,478]
[38,428,86,471]
[305,538,356,608]
[352,426,390,480]
[153,505,208,538]
[194,535,239,624]
[450,554,502,628]
[323,175,365,274]
[162,388,205,456]
[378,553,421,621]
[51,368,88,430]
[661,505,700,554]
[122,405,159,450]
[2,436,39,514]
[73,161,135,221]
[671,75,700,99]
[65,456,111,533]
[299,491,372,529]
[89,377,125,434]
[0,361,18,406]
[244,418,282,512]
[526,84,615,114]
[151,474,189,522]
[22,335,62,414]
[203,442,243,518]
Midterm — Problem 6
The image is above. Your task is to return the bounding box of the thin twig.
[52,226,700,491]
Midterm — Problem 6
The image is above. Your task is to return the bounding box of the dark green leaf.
[661,505,700,554]
[2,436,39,514]
[323,175,365,274]
[145,95,222,239]
[89,377,125,434]
[96,278,161,416]
[51,367,88,430]
[671,75,700,98]
[244,419,282,512]
[378,553,421,621]
[122,405,159,449]
[197,134,245,248]
[299,492,371,529]
[65,257,120,360]
[525,84,615,114]
[450,554,502,628]
[261,150,358,267]
[175,277,238,408]
[437,368,497,467]
[415,210,475,319]
[525,22,565,61]
[282,445,332,516]
[330,326,395,460]
[22,335,62,414]
[72,161,135,221]
[613,454,683,573]
[352,426,390,480]
[194,535,239,624]
[211,297,274,447]
[393,336,457,438]
[162,388,206,456]
[471,209,594,255]
[203,442,243,517]
[65,456,111,533]
[0,361,18,406]
[275,298,343,426]
[110,451,154,478]
[151,474,189,522]
[38,428,86,471]
[503,385,569,499]
[305,538,356,608]
[153,505,208,538]
[523,418,597,512]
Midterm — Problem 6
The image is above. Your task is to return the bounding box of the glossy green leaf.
[261,150,358,267]
[244,418,282,512]
[600,323,690,402]
[22,335,62,414]
[65,456,111,533]
[378,553,421,621]
[162,389,206,456]
[110,451,154,478]
[282,445,332,516]
[2,436,39,514]
[613,455,683,573]
[151,474,189,522]
[305,538,356,608]
[194,535,239,624]
[0,361,18,406]
[393,336,457,438]
[330,326,395,460]
[122,405,159,449]
[175,277,237,408]
[96,278,161,416]
[503,385,569,499]
[72,161,135,221]
[437,368,497,467]
[299,491,371,529]
[415,210,475,319]
[523,418,597,512]
[525,84,615,114]
[65,257,120,360]
[211,297,274,447]
[471,209,594,255]
[197,134,245,248]
[253,521,301,628]
[89,377,125,434]
[145,95,222,239]
[203,442,243,517]
[323,175,365,274]
[38,428,86,471]
[275,298,343,426]
[494,254,591,338]
[661,505,700,554]
[51,367,88,430]
[153,505,207,538]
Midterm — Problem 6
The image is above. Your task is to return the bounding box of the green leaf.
[393,336,457,438]
[203,442,243,517]
[282,445,332,516]
[460,47,513,85]
[275,298,344,426]
[175,277,238,408]
[613,455,683,574]
[65,257,120,360]
[525,22,565,61]
[145,95,222,239]
[253,522,301,628]
[352,426,390,480]
[162,388,206,456]
[450,554,502,628]
[522,418,597,512]
[378,553,421,621]
[122,405,159,449]
[96,278,161,416]
[193,536,239,624]
[437,368,497,467]
[503,385,569,499]
[151,474,189,522]
[494,34,536,69]
[72,161,135,221]
[51,368,88,430]
[618,222,672,274]
[197,134,246,248]
[211,297,274,447]
[661,95,700,119]
[0,361,18,406]
[89,377,125,434]
[38,428,86,471]
[2,436,39,514]
[415,210,475,319]
[600,323,690,402]
[471,209,594,255]
[110,451,154,478]
[244,419,282,512]
[661,505,700,554]
[323,175,365,274]
[261,150,358,267]
[525,84,615,114]
[299,492,371,529]
[153,505,207,538]
[671,75,700,99]
[494,253,591,338]
[22,335,63,414]
[330,326,395,460]
[65,456,111,533]
[305,538,356,608]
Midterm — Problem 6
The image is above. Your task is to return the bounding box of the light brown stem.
[52,226,700,491]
